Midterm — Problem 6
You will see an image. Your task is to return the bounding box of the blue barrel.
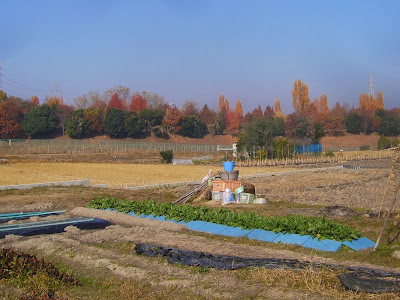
[223,161,235,172]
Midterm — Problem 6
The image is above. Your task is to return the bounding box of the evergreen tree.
[66,109,90,138]
[104,108,126,138]
[22,104,57,138]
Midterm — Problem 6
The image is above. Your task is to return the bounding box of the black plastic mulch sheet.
[338,273,400,293]
[135,243,329,270]
[135,243,400,294]
[0,218,113,239]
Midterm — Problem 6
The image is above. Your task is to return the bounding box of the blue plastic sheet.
[342,237,375,251]
[303,237,343,252]
[273,233,311,246]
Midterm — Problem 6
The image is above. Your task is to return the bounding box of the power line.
[0,66,54,98]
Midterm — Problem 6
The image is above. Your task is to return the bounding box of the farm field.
[0,161,295,188]
[0,156,399,299]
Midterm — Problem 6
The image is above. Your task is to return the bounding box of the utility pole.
[369,73,375,97]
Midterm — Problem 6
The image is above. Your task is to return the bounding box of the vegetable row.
[89,197,361,241]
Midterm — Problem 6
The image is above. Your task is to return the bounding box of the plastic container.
[222,189,235,205]
[220,170,239,181]
[239,193,255,204]
[212,191,223,200]
[223,161,235,172]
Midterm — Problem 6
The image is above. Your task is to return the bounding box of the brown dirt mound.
[321,133,380,150]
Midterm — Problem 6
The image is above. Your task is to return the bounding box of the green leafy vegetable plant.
[89,197,361,242]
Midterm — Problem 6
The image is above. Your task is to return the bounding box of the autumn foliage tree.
[292,79,310,116]
[162,106,183,134]
[83,108,103,134]
[31,96,40,106]
[326,102,345,136]
[225,110,240,135]
[129,93,147,113]
[234,99,244,124]
[199,104,216,125]
[274,98,284,118]
[0,99,23,138]
[108,93,126,110]
[181,101,199,117]
[264,105,274,117]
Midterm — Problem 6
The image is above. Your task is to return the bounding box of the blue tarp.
[295,144,322,154]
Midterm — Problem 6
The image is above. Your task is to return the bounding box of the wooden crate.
[212,180,242,192]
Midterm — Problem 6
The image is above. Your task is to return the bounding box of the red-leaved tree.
[129,93,147,113]
[0,100,23,138]
[108,93,126,110]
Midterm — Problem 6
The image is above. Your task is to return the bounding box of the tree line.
[0,81,399,148]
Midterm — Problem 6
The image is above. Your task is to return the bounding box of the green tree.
[296,118,309,138]
[22,104,56,138]
[124,111,146,137]
[273,117,285,136]
[140,108,164,127]
[178,115,208,138]
[272,138,295,159]
[312,123,325,144]
[104,108,125,138]
[378,116,399,136]
[237,118,276,151]
[215,112,226,135]
[345,112,362,134]
[66,109,90,138]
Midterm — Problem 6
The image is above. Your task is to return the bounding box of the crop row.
[89,197,361,241]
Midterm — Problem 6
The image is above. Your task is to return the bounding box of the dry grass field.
[0,161,294,188]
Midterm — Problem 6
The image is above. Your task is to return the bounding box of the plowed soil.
[1,159,400,299]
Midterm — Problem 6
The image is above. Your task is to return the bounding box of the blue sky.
[1,0,399,113]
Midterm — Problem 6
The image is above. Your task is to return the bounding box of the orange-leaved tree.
[162,106,183,134]
[292,79,310,116]
[274,98,284,118]
[31,96,40,106]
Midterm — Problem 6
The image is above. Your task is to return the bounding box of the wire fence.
[0,139,231,155]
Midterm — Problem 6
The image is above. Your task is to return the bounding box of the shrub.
[153,126,169,139]
[359,145,371,151]
[325,151,335,157]
[160,150,173,163]
[377,135,391,150]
